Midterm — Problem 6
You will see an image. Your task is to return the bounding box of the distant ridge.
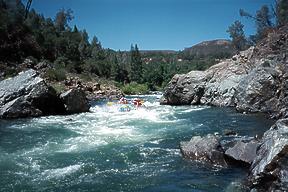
[140,50,177,54]
[183,39,237,56]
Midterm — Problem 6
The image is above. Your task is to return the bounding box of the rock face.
[248,118,288,191]
[201,47,254,106]
[180,134,227,166]
[161,25,288,118]
[60,88,90,114]
[225,140,259,166]
[163,71,207,105]
[0,69,65,118]
[162,47,255,106]
[63,76,123,100]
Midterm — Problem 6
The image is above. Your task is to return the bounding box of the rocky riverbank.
[0,59,123,119]
[162,25,288,191]
[161,25,288,119]
[180,118,288,191]
[0,69,90,119]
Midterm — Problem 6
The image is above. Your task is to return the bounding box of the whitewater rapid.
[0,95,274,191]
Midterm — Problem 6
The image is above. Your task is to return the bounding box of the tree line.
[1,0,287,92]
[0,0,230,91]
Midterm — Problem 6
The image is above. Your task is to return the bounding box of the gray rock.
[180,134,227,166]
[0,69,65,118]
[161,71,207,105]
[201,47,255,107]
[60,88,90,114]
[248,118,288,191]
[159,96,168,105]
[161,47,256,107]
[223,129,237,136]
[161,25,288,119]
[34,60,51,70]
[225,140,259,165]
[22,58,36,68]
[235,60,282,115]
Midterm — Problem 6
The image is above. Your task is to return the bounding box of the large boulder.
[0,69,65,118]
[248,118,288,191]
[162,71,207,105]
[180,134,227,166]
[225,140,259,166]
[161,47,255,106]
[60,88,90,114]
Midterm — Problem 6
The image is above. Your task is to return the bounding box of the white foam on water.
[90,101,178,124]
[15,97,204,157]
[182,106,209,113]
[41,164,82,180]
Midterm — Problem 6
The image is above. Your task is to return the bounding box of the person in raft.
[133,98,142,107]
[119,97,128,104]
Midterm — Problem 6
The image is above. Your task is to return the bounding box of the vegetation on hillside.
[0,0,287,94]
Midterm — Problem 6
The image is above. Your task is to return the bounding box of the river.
[0,95,274,191]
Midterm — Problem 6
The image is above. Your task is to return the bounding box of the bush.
[50,82,66,94]
[79,73,92,82]
[121,82,149,95]
[3,67,17,79]
[44,68,66,81]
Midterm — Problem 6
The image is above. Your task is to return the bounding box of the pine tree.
[78,30,90,61]
[90,36,104,60]
[276,0,288,26]
[240,5,273,42]
[255,5,273,40]
[110,55,120,81]
[226,20,247,51]
[54,8,73,32]
[130,44,143,83]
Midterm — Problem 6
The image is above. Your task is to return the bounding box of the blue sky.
[28,0,274,50]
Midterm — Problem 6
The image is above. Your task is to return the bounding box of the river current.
[0,95,274,192]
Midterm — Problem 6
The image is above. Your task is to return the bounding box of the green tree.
[41,18,57,60]
[54,8,73,32]
[276,0,288,26]
[0,0,41,61]
[78,30,90,60]
[130,44,143,83]
[90,36,104,60]
[226,20,247,51]
[255,5,273,40]
[240,5,273,42]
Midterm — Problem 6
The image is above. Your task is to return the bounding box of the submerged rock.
[248,118,288,191]
[0,69,65,118]
[225,140,259,166]
[60,88,90,114]
[180,134,227,166]
[223,129,237,136]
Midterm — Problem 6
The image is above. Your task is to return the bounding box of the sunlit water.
[0,95,274,192]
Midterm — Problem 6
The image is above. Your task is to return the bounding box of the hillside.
[0,0,237,92]
[183,39,237,57]
[140,50,177,54]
